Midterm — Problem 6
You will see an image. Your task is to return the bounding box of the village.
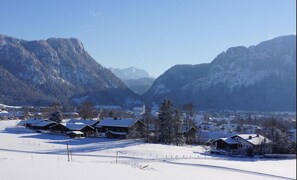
[1,102,296,158]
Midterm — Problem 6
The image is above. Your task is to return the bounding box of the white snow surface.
[0,120,295,180]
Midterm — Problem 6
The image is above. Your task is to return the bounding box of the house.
[30,120,57,131]
[66,131,84,138]
[184,126,198,144]
[212,134,273,156]
[17,118,44,128]
[66,123,97,137]
[49,123,69,134]
[95,118,145,139]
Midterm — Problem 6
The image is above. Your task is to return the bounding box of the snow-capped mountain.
[110,67,155,95]
[109,67,150,80]
[144,35,296,111]
[0,34,141,107]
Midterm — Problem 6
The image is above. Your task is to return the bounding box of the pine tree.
[158,99,184,145]
[158,99,174,144]
[49,111,62,123]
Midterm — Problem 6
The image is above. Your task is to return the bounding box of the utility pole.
[116,151,119,163]
[66,143,70,162]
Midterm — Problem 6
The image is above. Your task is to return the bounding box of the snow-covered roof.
[67,119,98,126]
[96,118,138,128]
[220,137,239,144]
[17,118,44,126]
[234,134,272,145]
[66,131,84,135]
[33,120,56,127]
[66,123,93,131]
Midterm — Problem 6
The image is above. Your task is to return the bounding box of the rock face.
[0,34,141,107]
[144,35,296,111]
[110,67,155,95]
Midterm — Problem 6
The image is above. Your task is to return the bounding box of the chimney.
[256,134,259,137]
[249,135,252,139]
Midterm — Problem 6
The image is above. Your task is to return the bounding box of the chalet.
[66,131,84,138]
[49,123,69,134]
[66,123,96,137]
[30,120,57,131]
[212,134,273,156]
[95,118,145,139]
[17,118,44,128]
[184,126,198,144]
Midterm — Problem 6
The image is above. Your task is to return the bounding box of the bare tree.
[79,101,96,119]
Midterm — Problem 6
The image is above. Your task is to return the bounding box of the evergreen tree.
[49,111,62,123]
[158,99,174,144]
[158,99,185,145]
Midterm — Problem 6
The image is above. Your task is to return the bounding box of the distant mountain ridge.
[144,35,296,111]
[0,34,141,107]
[110,67,151,80]
[110,67,155,95]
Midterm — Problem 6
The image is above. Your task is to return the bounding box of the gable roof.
[96,118,139,128]
[233,134,273,146]
[213,133,272,146]
[220,137,240,144]
[17,118,44,126]
[66,131,84,135]
[65,123,94,131]
[33,120,56,127]
[67,119,99,126]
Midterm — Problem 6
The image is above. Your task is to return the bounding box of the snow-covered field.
[0,120,295,180]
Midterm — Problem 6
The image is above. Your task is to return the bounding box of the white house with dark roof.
[212,133,273,156]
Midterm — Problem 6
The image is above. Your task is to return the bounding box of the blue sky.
[0,0,296,77]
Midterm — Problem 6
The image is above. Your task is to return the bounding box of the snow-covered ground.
[0,120,295,180]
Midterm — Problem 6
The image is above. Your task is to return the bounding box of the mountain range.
[144,35,296,111]
[110,67,155,95]
[0,33,295,111]
[0,34,141,107]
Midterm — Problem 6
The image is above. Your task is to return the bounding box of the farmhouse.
[17,118,44,128]
[30,120,57,131]
[212,134,273,155]
[95,118,145,139]
[66,123,97,137]
[49,123,69,134]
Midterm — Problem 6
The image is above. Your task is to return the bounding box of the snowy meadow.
[0,120,295,180]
